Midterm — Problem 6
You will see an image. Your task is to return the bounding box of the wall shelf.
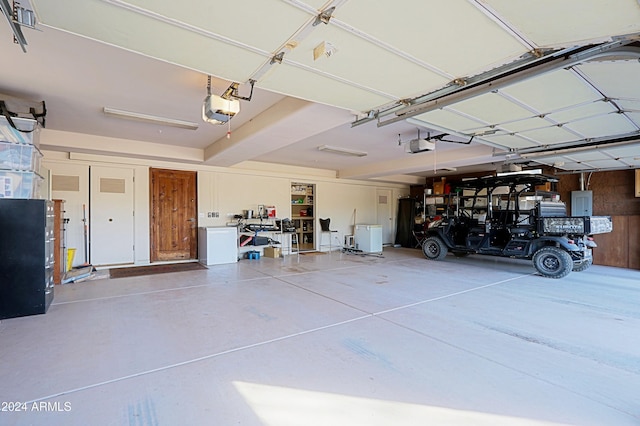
[291,182,315,251]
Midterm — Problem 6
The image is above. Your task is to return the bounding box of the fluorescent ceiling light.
[317,145,367,157]
[103,107,199,130]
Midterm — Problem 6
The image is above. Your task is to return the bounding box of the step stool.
[247,250,260,260]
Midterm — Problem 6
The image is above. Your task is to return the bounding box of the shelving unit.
[424,194,453,219]
[237,218,279,256]
[52,199,66,284]
[291,183,315,251]
[456,191,489,221]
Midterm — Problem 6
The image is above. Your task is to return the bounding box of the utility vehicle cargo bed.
[540,216,613,235]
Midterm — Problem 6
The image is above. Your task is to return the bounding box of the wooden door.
[150,168,198,262]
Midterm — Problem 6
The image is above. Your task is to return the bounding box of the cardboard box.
[433,177,446,194]
[535,182,551,192]
[263,246,281,258]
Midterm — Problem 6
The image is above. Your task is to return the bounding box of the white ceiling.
[1,0,640,183]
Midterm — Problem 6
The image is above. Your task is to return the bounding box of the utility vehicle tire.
[422,237,448,261]
[572,258,592,272]
[532,247,573,279]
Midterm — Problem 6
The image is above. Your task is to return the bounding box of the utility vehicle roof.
[459,174,559,190]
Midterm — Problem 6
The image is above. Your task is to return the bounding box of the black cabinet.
[0,199,54,319]
[395,197,418,248]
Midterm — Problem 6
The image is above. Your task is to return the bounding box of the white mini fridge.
[355,224,383,253]
[198,227,238,265]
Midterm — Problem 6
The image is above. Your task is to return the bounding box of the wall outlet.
[207,211,219,218]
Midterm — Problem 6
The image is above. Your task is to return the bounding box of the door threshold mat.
[109,262,206,279]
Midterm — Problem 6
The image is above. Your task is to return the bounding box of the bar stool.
[319,218,338,252]
[290,232,300,259]
[278,219,299,259]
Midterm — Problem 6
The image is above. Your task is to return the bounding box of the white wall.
[43,151,410,264]
[198,171,292,227]
[316,181,375,243]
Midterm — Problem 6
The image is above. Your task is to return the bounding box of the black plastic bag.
[0,93,46,131]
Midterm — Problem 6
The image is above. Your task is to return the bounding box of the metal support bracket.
[313,6,335,26]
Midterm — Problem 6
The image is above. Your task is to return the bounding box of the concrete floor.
[1,247,639,426]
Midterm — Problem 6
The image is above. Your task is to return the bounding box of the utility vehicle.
[421,174,612,278]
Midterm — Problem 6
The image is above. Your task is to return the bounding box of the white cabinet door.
[376,189,393,245]
[90,166,134,266]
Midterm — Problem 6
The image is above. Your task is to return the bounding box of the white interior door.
[376,189,393,245]
[90,166,134,266]
[48,162,89,268]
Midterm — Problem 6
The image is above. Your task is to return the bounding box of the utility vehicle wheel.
[532,247,573,279]
[422,237,448,261]
[572,258,592,272]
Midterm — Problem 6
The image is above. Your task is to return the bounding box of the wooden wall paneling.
[410,185,425,198]
[593,216,628,268]
[628,215,640,270]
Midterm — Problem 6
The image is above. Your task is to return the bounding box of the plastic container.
[0,141,42,171]
[66,248,76,271]
[0,170,43,198]
[0,116,40,146]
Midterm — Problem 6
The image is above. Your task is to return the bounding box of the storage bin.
[464,198,487,207]
[519,200,538,210]
[0,170,43,199]
[0,116,40,146]
[463,188,487,196]
[0,141,42,171]
[425,197,444,205]
[246,250,260,260]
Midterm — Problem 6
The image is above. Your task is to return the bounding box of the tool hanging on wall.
[82,203,89,266]
[62,205,95,282]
